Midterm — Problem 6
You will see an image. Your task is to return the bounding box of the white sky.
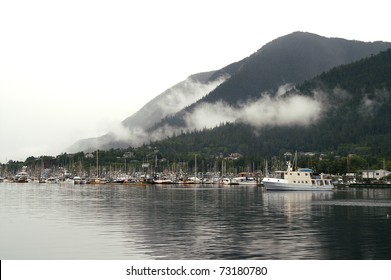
[1,0,390,162]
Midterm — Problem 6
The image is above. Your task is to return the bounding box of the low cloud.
[116,75,230,143]
[184,84,325,130]
[69,84,328,152]
[359,89,390,117]
[115,84,326,146]
[184,101,237,129]
[156,75,228,115]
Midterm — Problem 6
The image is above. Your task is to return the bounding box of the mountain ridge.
[68,31,391,153]
[148,32,391,132]
[148,48,391,161]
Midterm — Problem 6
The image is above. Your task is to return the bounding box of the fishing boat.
[262,161,334,191]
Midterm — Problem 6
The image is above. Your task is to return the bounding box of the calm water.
[1,182,391,260]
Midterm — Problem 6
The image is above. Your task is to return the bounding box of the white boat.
[202,176,220,184]
[73,176,82,184]
[232,176,258,185]
[183,176,202,184]
[220,177,239,185]
[153,178,175,184]
[262,162,334,191]
[14,171,28,183]
[220,177,230,185]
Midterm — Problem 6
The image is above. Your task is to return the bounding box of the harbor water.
[1,182,391,259]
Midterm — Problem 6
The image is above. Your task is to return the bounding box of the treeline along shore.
[2,148,391,187]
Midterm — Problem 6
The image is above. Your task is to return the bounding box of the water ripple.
[313,200,391,207]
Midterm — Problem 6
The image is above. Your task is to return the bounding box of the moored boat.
[220,177,239,185]
[73,176,82,184]
[202,176,220,184]
[232,176,258,186]
[262,162,334,191]
[14,171,29,183]
[153,178,175,184]
[183,176,202,184]
[87,177,100,184]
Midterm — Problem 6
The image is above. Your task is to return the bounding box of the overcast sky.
[1,0,390,162]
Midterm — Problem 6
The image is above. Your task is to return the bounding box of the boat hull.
[153,179,174,184]
[235,181,258,186]
[262,179,334,191]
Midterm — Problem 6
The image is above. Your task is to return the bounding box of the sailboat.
[184,154,201,184]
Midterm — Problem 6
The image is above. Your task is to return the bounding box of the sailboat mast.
[96,150,99,177]
[195,154,197,179]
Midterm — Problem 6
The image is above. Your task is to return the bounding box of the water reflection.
[0,183,390,259]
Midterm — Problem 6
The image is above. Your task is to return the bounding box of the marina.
[2,150,391,189]
[2,164,391,189]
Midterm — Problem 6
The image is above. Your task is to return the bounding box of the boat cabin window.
[312,180,315,185]
[297,173,300,176]
[312,173,321,179]
[325,180,329,185]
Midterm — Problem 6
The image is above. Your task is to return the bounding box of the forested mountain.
[69,32,391,153]
[293,48,391,155]
[151,32,391,130]
[203,31,391,104]
[150,48,391,160]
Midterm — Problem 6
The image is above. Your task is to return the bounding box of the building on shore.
[361,169,391,181]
